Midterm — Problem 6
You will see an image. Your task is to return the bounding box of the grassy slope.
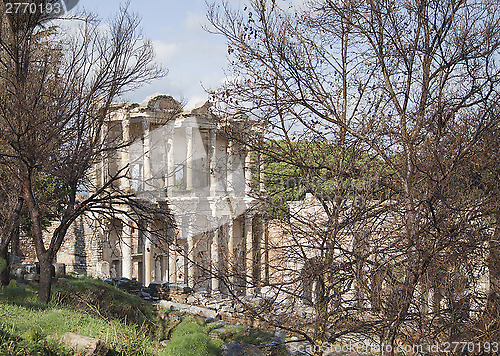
[0,278,167,355]
[0,278,285,356]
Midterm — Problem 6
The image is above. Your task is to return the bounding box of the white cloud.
[183,11,209,33]
[152,41,181,64]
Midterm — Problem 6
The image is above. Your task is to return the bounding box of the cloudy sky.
[75,0,242,108]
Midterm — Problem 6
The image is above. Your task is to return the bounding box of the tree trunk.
[0,245,9,286]
[37,255,53,303]
[380,328,396,356]
[487,213,500,315]
[22,173,53,303]
[0,197,24,286]
[11,226,21,258]
[313,311,326,356]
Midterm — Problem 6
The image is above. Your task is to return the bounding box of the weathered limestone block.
[57,332,109,356]
[159,300,217,319]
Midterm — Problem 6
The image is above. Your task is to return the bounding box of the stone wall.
[12,213,104,278]
[56,214,105,277]
[16,233,37,262]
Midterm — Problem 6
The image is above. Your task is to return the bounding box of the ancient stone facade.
[54,94,268,297]
[266,193,491,320]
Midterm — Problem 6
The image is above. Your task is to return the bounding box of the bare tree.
[207,0,500,354]
[0,168,23,286]
[0,0,165,302]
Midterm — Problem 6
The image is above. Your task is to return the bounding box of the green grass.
[160,315,280,356]
[225,327,274,345]
[161,317,221,356]
[0,322,73,356]
[0,277,281,356]
[51,277,164,334]
[0,277,167,355]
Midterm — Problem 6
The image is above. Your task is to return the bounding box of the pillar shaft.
[227,219,234,282]
[143,227,152,286]
[167,125,175,195]
[161,255,168,281]
[312,281,318,304]
[169,244,177,283]
[186,219,195,287]
[155,258,162,282]
[211,227,220,295]
[186,126,193,190]
[245,214,254,295]
[143,120,151,191]
[99,121,109,191]
[209,128,217,195]
[245,149,252,195]
[258,150,266,193]
[261,220,269,285]
[226,140,233,192]
[120,119,130,191]
[121,217,132,279]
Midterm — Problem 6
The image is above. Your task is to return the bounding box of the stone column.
[245,214,254,295]
[245,149,252,195]
[261,219,269,286]
[169,243,177,283]
[143,225,152,286]
[227,219,234,284]
[258,150,266,193]
[99,120,109,191]
[209,129,217,195]
[166,125,175,195]
[155,258,162,282]
[226,140,233,192]
[312,280,318,304]
[143,120,151,191]
[120,119,130,191]
[186,126,193,191]
[211,226,220,295]
[121,217,133,279]
[186,218,195,287]
[161,255,168,281]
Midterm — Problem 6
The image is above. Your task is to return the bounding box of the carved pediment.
[145,94,183,112]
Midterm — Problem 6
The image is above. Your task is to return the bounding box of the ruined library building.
[42,94,268,297]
